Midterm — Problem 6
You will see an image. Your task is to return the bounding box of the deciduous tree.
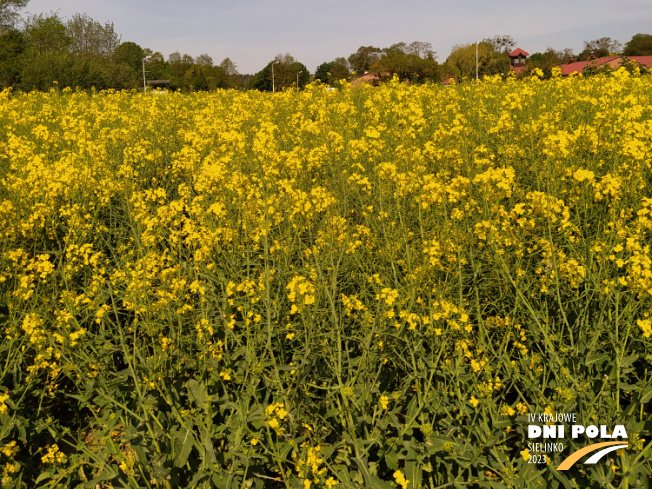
[373,43,442,83]
[0,0,28,28]
[195,53,213,67]
[329,57,350,83]
[525,48,573,78]
[445,42,489,80]
[142,48,171,83]
[22,12,70,54]
[405,41,435,59]
[482,35,516,55]
[218,57,238,88]
[0,28,25,87]
[113,41,143,72]
[579,37,622,60]
[251,53,309,91]
[314,61,332,83]
[66,12,120,59]
[445,41,511,81]
[315,57,350,85]
[348,45,381,74]
[623,33,652,56]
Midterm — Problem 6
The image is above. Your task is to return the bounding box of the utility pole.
[272,60,279,93]
[476,42,479,82]
[296,70,302,91]
[142,57,147,93]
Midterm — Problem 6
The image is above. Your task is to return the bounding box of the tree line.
[1,0,652,92]
[0,9,250,91]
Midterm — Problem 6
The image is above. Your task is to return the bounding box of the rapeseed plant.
[0,70,651,487]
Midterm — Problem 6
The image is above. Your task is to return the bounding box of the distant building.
[559,55,652,76]
[349,71,391,87]
[349,72,382,87]
[509,48,529,75]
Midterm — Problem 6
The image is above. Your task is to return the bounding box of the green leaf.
[188,472,208,487]
[550,467,574,489]
[187,379,207,406]
[385,449,399,471]
[34,472,52,485]
[585,353,610,367]
[212,473,230,489]
[353,457,373,487]
[353,457,395,489]
[203,428,218,465]
[620,354,638,369]
[640,386,652,404]
[406,395,419,419]
[372,476,395,489]
[332,465,353,486]
[174,424,195,468]
[86,466,118,487]
[405,456,422,489]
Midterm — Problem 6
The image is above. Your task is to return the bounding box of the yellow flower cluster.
[293,444,328,486]
[393,470,409,489]
[41,444,67,464]
[0,393,9,415]
[287,275,316,314]
[266,402,288,434]
[1,69,651,487]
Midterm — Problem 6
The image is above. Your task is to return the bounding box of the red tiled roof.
[559,55,652,76]
[560,57,617,76]
[349,72,390,87]
[509,48,529,57]
[629,55,652,66]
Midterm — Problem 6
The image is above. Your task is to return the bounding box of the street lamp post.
[142,57,147,93]
[296,70,302,91]
[272,60,279,93]
[475,42,479,82]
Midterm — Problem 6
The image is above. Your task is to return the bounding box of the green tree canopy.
[315,57,350,85]
[23,12,70,54]
[19,50,133,91]
[446,41,511,80]
[329,57,350,83]
[404,40,436,59]
[314,61,333,84]
[183,64,208,90]
[141,49,173,86]
[113,41,143,72]
[347,45,381,74]
[219,57,237,77]
[623,33,652,56]
[373,42,442,83]
[218,58,239,89]
[168,51,194,87]
[482,35,516,55]
[0,0,28,28]
[66,12,121,60]
[525,48,573,78]
[0,27,25,87]
[110,41,143,89]
[251,53,309,91]
[195,53,213,67]
[579,37,622,60]
[166,52,237,91]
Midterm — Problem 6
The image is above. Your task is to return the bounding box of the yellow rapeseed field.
[1,69,651,488]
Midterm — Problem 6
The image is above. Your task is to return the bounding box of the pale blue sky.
[23,0,652,73]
